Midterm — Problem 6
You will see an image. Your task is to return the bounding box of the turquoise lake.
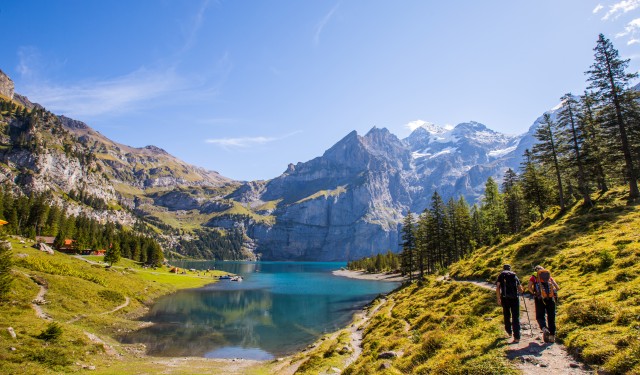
[121,261,399,360]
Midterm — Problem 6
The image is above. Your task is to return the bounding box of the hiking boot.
[542,328,550,343]
[548,335,555,343]
[512,338,520,344]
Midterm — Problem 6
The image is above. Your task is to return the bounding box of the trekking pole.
[521,292,534,337]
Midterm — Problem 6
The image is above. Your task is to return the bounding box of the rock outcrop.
[0,69,14,100]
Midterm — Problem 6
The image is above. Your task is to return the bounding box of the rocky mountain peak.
[59,115,90,130]
[453,121,488,132]
[0,69,15,100]
[141,145,169,155]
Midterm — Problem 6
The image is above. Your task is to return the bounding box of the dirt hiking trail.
[460,279,593,374]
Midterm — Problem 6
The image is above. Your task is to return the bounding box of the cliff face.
[2,68,571,261]
[249,128,411,260]
[0,69,14,100]
[0,78,234,233]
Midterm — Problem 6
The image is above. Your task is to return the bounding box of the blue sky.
[1,1,638,181]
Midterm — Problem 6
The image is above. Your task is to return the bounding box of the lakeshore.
[332,268,406,282]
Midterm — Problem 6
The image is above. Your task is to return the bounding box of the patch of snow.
[412,151,431,159]
[430,132,459,144]
[430,147,457,158]
[488,145,517,158]
[551,101,564,111]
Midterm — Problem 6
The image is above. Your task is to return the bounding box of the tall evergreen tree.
[481,177,507,243]
[454,197,473,256]
[470,204,485,247]
[586,34,639,198]
[427,191,448,270]
[415,210,429,278]
[502,169,529,233]
[521,149,553,218]
[558,93,592,206]
[533,113,566,210]
[104,241,121,266]
[578,91,609,192]
[400,211,417,281]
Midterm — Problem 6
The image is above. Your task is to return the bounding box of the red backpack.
[535,269,556,298]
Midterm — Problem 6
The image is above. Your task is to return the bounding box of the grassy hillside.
[0,237,232,374]
[450,187,640,374]
[2,186,638,374]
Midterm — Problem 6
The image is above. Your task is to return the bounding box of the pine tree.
[400,211,417,281]
[521,149,553,218]
[454,196,473,255]
[415,210,428,278]
[502,169,529,233]
[470,204,485,247]
[481,177,508,243]
[533,113,566,210]
[578,91,609,192]
[586,34,639,198]
[427,191,448,270]
[558,93,592,206]
[104,241,121,266]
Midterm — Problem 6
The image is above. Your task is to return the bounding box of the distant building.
[35,236,55,246]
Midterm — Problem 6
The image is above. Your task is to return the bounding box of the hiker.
[528,265,560,343]
[496,264,524,343]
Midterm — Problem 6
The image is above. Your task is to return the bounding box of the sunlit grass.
[450,187,640,373]
[0,238,232,374]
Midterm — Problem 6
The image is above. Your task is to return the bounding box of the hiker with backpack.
[528,265,560,343]
[496,264,524,343]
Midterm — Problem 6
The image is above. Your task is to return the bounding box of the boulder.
[37,242,55,255]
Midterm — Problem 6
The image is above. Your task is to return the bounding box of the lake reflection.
[121,262,399,359]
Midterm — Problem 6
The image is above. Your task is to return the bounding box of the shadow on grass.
[509,192,639,267]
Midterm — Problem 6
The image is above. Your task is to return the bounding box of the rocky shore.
[332,269,405,282]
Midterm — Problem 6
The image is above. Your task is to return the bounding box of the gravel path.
[457,279,592,374]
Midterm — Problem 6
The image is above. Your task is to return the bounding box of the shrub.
[420,330,445,358]
[614,270,635,282]
[36,322,63,342]
[598,249,615,271]
[618,287,639,301]
[565,299,614,325]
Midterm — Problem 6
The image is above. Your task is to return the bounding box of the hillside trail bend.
[453,278,593,375]
[19,269,128,357]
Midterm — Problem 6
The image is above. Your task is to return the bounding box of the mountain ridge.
[1,69,552,260]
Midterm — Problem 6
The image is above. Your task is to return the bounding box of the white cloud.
[21,66,193,118]
[180,0,211,54]
[206,136,277,148]
[16,43,229,119]
[16,47,41,79]
[593,4,604,13]
[206,131,302,149]
[314,3,340,46]
[602,0,640,20]
[629,38,640,45]
[616,18,640,36]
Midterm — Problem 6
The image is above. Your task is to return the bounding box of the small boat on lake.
[219,275,231,280]
[231,276,243,282]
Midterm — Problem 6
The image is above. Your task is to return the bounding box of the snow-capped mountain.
[403,121,522,208]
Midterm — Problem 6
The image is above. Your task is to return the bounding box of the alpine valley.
[0,69,567,261]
